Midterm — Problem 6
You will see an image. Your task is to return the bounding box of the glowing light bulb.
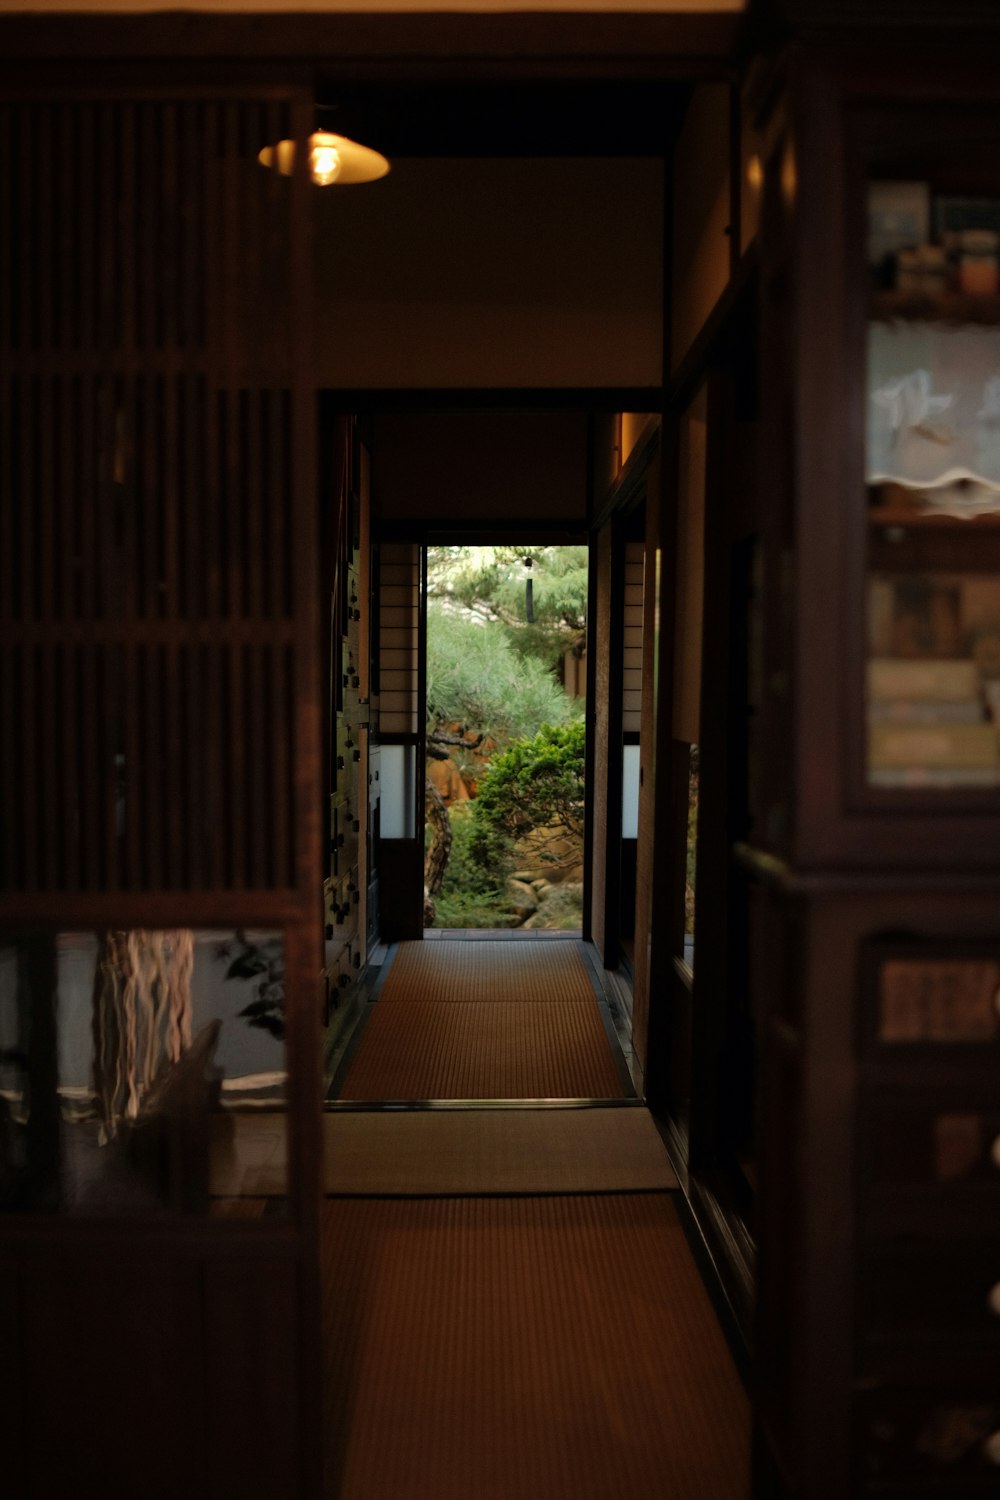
[258,129,390,186]
[310,132,342,186]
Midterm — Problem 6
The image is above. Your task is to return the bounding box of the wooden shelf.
[870,289,1000,325]
[868,505,1000,528]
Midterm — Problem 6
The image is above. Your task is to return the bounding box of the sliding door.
[0,88,323,1498]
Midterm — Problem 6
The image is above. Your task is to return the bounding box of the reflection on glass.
[867,570,1000,787]
[0,930,287,1216]
[866,176,1000,788]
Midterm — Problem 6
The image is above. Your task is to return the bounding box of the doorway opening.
[423,543,589,933]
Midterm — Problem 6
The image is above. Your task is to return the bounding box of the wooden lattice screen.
[0,94,318,913]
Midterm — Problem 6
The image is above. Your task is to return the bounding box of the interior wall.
[671,83,732,372]
[372,411,589,525]
[319,159,664,390]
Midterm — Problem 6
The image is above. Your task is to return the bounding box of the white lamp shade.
[258,130,390,186]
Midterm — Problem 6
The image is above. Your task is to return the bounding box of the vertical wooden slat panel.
[246,388,265,887]
[136,102,153,354]
[78,376,100,889]
[202,639,223,889]
[0,338,13,885]
[19,370,35,623]
[60,376,77,622]
[14,104,29,351]
[260,642,275,885]
[208,636,227,890]
[229,636,247,888]
[162,102,178,351]
[147,642,166,891]
[223,107,241,620]
[40,641,59,891]
[37,105,53,353]
[247,388,263,622]
[273,643,292,888]
[265,390,281,622]
[204,397,226,891]
[57,102,73,353]
[78,105,95,351]
[184,383,206,889]
[63,642,82,891]
[79,375,96,622]
[140,372,157,620]
[7,103,19,347]
[0,105,10,352]
[183,372,201,621]
[247,640,265,888]
[28,99,39,348]
[202,105,222,624]
[179,104,197,353]
[223,105,245,886]
[12,649,25,889]
[1,92,314,903]
[94,102,114,627]
[202,102,220,369]
[38,373,55,634]
[80,640,100,892]
[0,370,11,630]
[0,648,14,889]
[61,378,81,886]
[221,99,242,366]
[109,643,125,891]
[20,379,38,889]
[164,372,185,888]
[164,370,180,619]
[120,102,137,357]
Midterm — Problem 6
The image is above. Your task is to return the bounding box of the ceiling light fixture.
[258,129,390,187]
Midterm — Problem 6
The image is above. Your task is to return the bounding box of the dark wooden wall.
[372,410,589,528]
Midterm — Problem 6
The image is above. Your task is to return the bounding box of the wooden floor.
[212,1106,677,1196]
[322,1193,750,1500]
[321,938,750,1500]
[335,939,628,1101]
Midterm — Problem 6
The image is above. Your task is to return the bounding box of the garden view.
[423,545,588,929]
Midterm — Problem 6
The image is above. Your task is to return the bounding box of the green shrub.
[471,720,586,873]
[426,603,579,759]
[432,804,511,929]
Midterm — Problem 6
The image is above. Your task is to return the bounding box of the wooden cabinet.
[751,48,1000,1500]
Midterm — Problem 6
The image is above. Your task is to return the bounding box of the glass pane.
[866,176,1000,789]
[0,930,288,1216]
[621,743,641,840]
[380,743,417,838]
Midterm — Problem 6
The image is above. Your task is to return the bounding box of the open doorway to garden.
[423,544,589,931]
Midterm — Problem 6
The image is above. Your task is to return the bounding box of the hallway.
[331,937,632,1102]
[320,937,751,1499]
